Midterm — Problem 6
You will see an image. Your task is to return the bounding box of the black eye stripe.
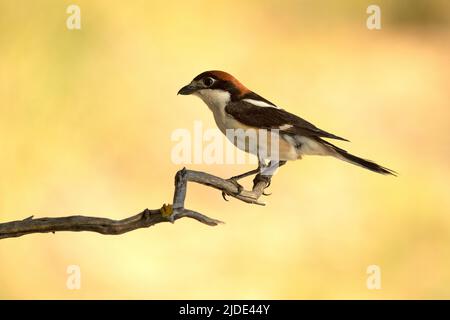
[203,77,214,87]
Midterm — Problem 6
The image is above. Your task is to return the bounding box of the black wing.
[225,100,349,141]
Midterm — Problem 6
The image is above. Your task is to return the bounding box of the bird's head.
[178,70,250,107]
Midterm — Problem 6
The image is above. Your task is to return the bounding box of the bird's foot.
[222,177,244,201]
[253,174,272,196]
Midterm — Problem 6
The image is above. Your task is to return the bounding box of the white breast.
[194,89,304,161]
[194,89,233,133]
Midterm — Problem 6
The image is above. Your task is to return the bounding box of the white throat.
[194,89,231,111]
[194,89,231,133]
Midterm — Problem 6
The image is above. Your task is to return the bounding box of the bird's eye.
[203,77,215,87]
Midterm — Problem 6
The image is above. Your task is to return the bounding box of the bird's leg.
[221,160,287,201]
[222,168,260,201]
[260,160,287,176]
[229,167,261,181]
[254,160,287,196]
[221,164,263,201]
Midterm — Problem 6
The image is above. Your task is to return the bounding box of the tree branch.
[0,168,271,239]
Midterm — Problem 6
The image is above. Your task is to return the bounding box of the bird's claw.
[253,174,273,196]
[221,191,228,201]
[221,177,244,201]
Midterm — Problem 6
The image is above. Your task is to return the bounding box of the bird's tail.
[320,139,397,176]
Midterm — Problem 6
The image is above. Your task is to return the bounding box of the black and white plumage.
[178,70,396,176]
[225,100,348,141]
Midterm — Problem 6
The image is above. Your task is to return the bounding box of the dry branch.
[0,168,271,240]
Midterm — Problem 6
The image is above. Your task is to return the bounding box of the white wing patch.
[243,98,279,108]
[279,124,293,130]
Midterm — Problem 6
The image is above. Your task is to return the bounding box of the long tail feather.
[320,139,397,176]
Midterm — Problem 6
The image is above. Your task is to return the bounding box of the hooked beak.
[177,83,197,95]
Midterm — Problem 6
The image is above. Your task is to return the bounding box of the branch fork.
[0,167,272,239]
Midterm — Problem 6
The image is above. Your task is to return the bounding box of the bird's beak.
[177,83,197,95]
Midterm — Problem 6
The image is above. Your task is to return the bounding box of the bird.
[178,70,396,197]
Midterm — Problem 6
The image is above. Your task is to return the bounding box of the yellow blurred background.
[0,0,449,299]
